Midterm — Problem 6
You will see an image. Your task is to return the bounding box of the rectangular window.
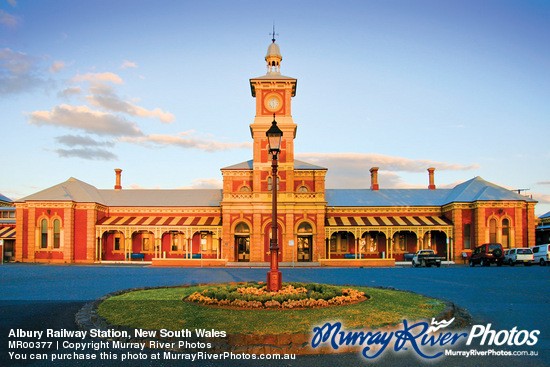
[171,234,178,251]
[9,211,15,218]
[114,237,120,251]
[464,223,471,249]
[40,220,48,249]
[142,237,150,252]
[2,211,7,218]
[201,233,208,252]
[53,220,60,249]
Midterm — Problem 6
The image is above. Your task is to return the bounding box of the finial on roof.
[269,23,278,43]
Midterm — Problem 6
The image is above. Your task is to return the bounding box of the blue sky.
[1,0,549,215]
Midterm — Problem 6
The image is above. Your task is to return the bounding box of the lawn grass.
[97,284,446,335]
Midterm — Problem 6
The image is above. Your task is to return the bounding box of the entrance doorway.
[297,236,312,262]
[235,236,250,262]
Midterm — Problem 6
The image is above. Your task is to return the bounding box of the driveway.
[0,264,548,366]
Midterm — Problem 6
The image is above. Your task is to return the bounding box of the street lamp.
[266,113,283,291]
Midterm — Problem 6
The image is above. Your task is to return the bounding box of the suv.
[504,248,534,266]
[531,244,550,266]
[469,243,504,267]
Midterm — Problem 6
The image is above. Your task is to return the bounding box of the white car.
[504,248,534,266]
[531,244,550,266]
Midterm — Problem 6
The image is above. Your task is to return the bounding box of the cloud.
[53,148,117,161]
[0,48,47,95]
[70,72,123,84]
[0,10,19,28]
[70,78,175,123]
[179,178,223,189]
[55,134,115,148]
[8,0,18,7]
[49,61,68,74]
[58,86,82,99]
[85,84,175,123]
[121,60,137,69]
[537,181,550,185]
[296,152,479,172]
[121,132,253,152]
[27,104,144,137]
[532,193,550,204]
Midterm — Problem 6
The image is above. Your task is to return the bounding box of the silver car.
[504,248,534,266]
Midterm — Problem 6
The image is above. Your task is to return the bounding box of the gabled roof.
[17,177,106,204]
[326,176,535,207]
[222,159,326,170]
[539,211,550,219]
[16,178,222,207]
[442,176,535,204]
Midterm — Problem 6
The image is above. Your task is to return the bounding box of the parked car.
[411,249,444,267]
[503,248,534,266]
[469,243,504,267]
[531,244,550,266]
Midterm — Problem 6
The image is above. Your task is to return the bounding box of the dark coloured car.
[469,243,504,267]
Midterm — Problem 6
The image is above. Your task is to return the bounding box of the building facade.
[15,39,537,266]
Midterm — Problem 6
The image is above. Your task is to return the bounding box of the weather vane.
[269,23,278,43]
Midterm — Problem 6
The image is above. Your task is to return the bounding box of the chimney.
[370,167,379,191]
[428,167,436,190]
[114,169,122,190]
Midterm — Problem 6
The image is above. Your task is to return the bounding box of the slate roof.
[326,189,451,207]
[17,178,222,207]
[326,177,535,207]
[16,177,106,204]
[539,211,550,219]
[17,176,533,209]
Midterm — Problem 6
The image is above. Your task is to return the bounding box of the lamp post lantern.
[266,114,283,291]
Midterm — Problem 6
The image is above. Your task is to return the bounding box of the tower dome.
[265,39,282,74]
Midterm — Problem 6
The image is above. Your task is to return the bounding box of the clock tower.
[249,37,297,193]
[221,36,327,264]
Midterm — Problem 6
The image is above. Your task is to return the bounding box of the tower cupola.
[265,34,282,74]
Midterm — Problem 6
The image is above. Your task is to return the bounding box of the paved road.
[0,263,548,366]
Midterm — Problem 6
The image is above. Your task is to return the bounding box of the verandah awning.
[96,216,222,227]
[326,216,452,227]
[0,226,15,239]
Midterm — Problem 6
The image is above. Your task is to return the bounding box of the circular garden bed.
[186,282,367,309]
[96,282,448,336]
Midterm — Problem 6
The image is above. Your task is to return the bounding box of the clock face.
[268,98,279,109]
[264,93,282,112]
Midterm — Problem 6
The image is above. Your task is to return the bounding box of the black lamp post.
[266,114,283,292]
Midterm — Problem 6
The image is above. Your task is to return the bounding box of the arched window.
[53,219,60,248]
[239,186,251,192]
[40,219,48,248]
[297,222,313,233]
[502,219,510,248]
[297,185,309,192]
[489,218,497,243]
[235,222,250,234]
